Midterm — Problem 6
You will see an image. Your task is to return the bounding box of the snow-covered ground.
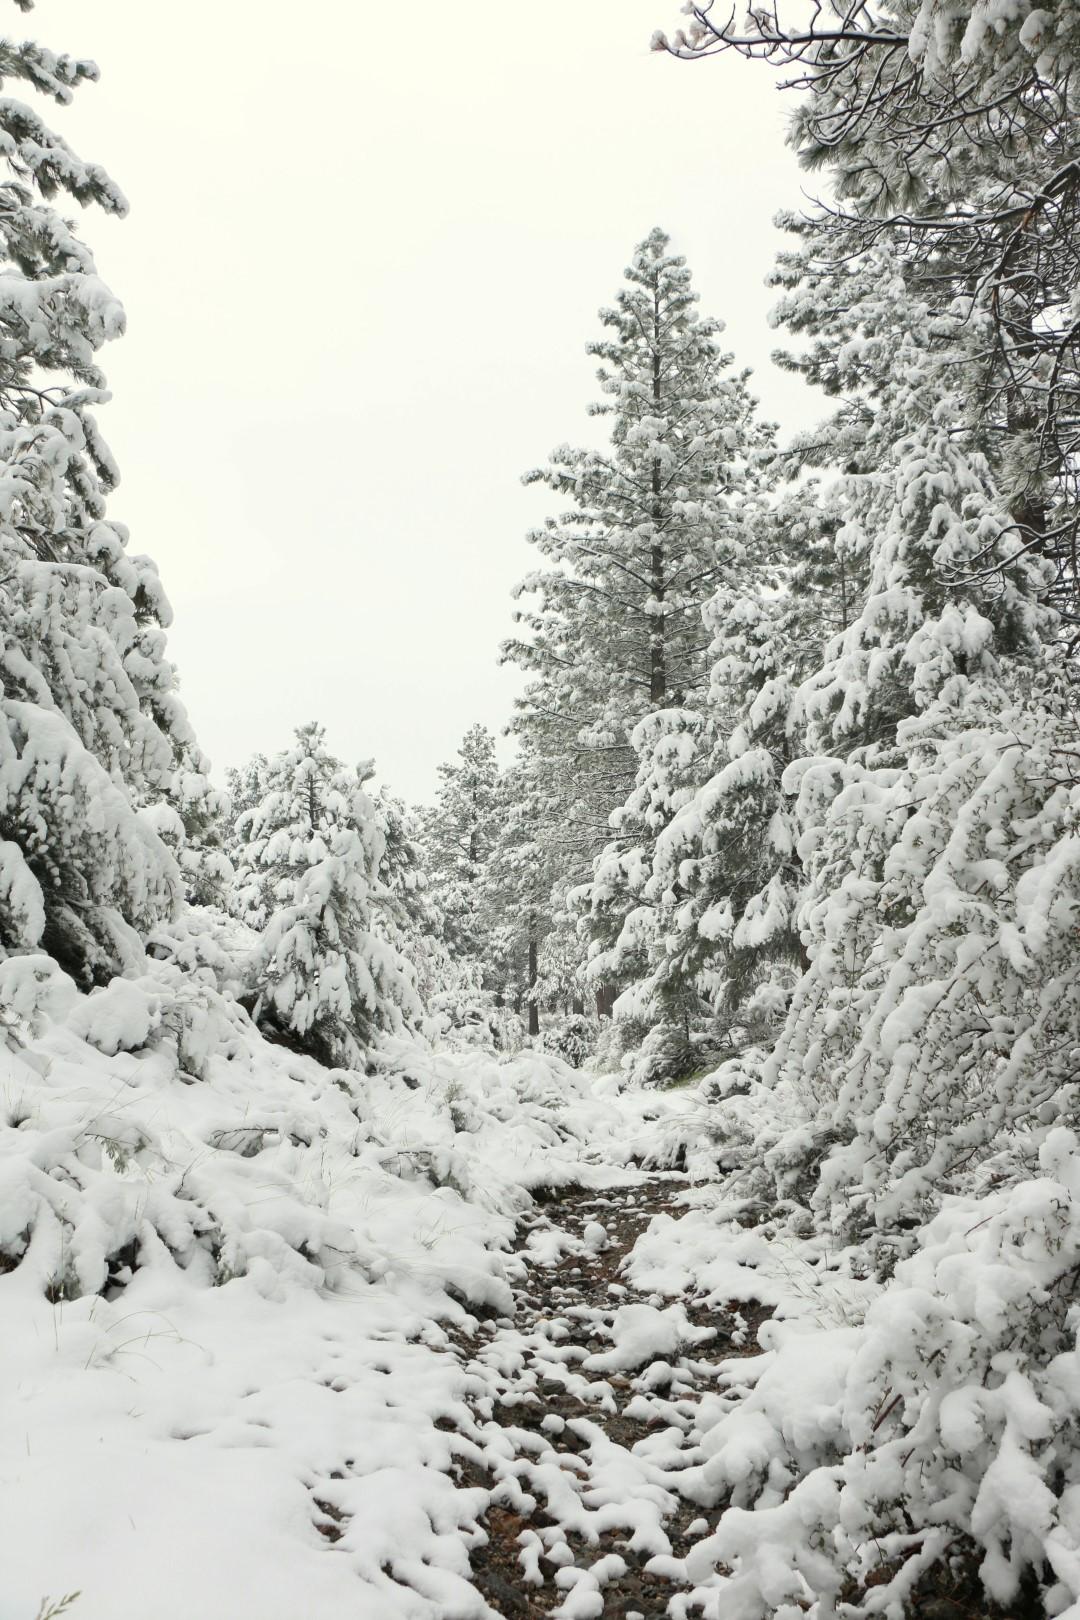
[5,931,1079,1619]
[0,937,693,1620]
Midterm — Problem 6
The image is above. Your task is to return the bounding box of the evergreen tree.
[420,724,501,968]
[503,227,772,906]
[657,1,1080,618]
[0,26,199,981]
[233,724,418,1065]
[610,238,1051,1069]
[370,784,492,1039]
[225,752,271,831]
[484,754,561,1036]
[579,706,711,1008]
[143,754,233,911]
[756,298,1055,1226]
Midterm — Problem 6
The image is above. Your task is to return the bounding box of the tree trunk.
[595,982,616,1020]
[650,281,666,707]
[528,936,540,1037]
[650,534,666,706]
[1007,316,1048,550]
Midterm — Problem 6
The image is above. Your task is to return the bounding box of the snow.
[583,1302,713,1373]
[0,924,689,1618]
[8,922,1080,1619]
[5,6,1080,1615]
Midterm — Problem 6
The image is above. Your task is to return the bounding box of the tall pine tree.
[503,227,772,905]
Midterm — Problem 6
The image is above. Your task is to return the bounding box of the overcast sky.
[50,0,821,803]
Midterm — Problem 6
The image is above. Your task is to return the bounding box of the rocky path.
[448,1178,770,1619]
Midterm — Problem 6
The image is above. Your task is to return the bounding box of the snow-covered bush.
[542,1011,595,1069]
[587,1010,651,1074]
[647,1128,1080,1619]
[625,1019,698,1088]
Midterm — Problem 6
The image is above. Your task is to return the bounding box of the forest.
[2,1,1080,1617]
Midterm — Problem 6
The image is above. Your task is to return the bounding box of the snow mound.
[583,1302,713,1373]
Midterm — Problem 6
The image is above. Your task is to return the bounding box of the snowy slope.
[0,923,681,1620]
[7,925,1080,1620]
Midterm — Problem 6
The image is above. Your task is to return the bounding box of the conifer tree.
[580,563,808,1066]
[371,785,488,1035]
[609,234,1051,1067]
[420,723,503,979]
[657,2,1080,618]
[234,724,418,1066]
[579,706,711,1008]
[0,23,199,981]
[485,754,563,1035]
[630,11,1080,1614]
[225,753,271,832]
[143,756,233,911]
[504,227,772,901]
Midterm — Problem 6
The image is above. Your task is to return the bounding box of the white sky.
[50,0,822,803]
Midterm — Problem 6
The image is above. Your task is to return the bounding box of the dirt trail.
[449,1178,770,1619]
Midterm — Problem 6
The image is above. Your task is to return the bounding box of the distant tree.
[420,723,503,970]
[233,724,418,1065]
[504,226,772,891]
[371,785,467,1023]
[225,753,271,831]
[144,751,234,910]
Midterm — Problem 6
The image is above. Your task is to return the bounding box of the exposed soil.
[442,1180,1037,1620]
[448,1178,772,1618]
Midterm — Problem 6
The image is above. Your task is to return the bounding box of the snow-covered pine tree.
[503,228,772,922]
[657,0,1080,620]
[575,483,815,1057]
[574,706,712,1078]
[0,23,202,981]
[638,290,1080,1605]
[145,745,234,910]
[578,709,710,1004]
[233,724,419,1066]
[483,749,567,1035]
[636,0,1077,1202]
[636,595,804,1055]
[622,13,1080,1618]
[373,787,433,942]
[613,221,1050,1082]
[225,752,269,827]
[753,279,1054,1233]
[420,723,501,970]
